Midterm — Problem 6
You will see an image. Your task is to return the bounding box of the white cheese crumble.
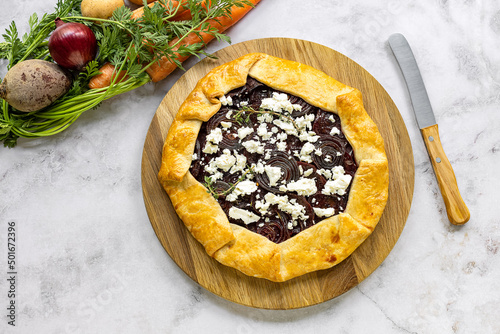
[214,149,236,172]
[220,95,233,106]
[330,127,340,136]
[226,180,258,202]
[322,167,352,196]
[228,207,260,224]
[276,141,287,151]
[192,153,198,160]
[313,207,335,218]
[207,171,223,182]
[264,166,283,186]
[257,123,273,140]
[286,178,317,196]
[303,168,314,177]
[229,151,247,174]
[237,126,254,140]
[221,121,232,129]
[240,101,248,107]
[202,142,218,154]
[277,132,287,141]
[255,193,308,221]
[295,114,315,131]
[298,142,316,163]
[273,119,298,136]
[257,113,274,123]
[206,128,223,143]
[260,92,294,112]
[242,140,265,154]
[252,162,265,174]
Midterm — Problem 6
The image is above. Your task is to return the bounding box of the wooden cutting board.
[141,38,414,309]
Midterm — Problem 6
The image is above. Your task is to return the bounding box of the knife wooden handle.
[421,124,470,225]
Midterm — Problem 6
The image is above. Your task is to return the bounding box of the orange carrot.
[89,0,260,88]
[129,0,155,5]
[88,63,128,90]
[131,0,188,20]
[147,0,261,82]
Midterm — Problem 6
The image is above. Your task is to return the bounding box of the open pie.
[158,53,388,282]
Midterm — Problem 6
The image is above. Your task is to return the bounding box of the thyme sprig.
[204,166,254,199]
[233,105,300,131]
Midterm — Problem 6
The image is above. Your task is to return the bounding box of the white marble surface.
[1,0,499,333]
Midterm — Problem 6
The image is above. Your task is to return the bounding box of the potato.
[0,59,72,112]
[81,0,125,19]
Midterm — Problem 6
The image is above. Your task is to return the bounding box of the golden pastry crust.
[158,53,389,282]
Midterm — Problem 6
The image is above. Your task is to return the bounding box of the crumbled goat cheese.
[257,113,274,123]
[264,166,283,186]
[273,119,298,136]
[237,126,254,140]
[286,178,317,196]
[298,142,316,162]
[214,149,236,172]
[276,141,287,151]
[220,95,233,106]
[221,121,232,128]
[226,180,258,202]
[321,166,352,196]
[230,151,247,174]
[330,127,340,136]
[206,127,223,144]
[242,140,265,154]
[228,207,260,224]
[277,132,287,141]
[257,123,273,140]
[192,153,198,160]
[260,92,294,112]
[202,142,218,154]
[252,162,265,174]
[313,207,335,218]
[207,172,223,182]
[303,168,314,177]
[255,193,308,221]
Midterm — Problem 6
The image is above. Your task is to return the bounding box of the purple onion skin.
[49,19,97,71]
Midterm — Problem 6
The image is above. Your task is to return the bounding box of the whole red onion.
[48,18,97,71]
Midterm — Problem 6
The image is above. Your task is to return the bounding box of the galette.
[158,53,388,282]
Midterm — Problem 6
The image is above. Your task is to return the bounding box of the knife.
[388,33,470,225]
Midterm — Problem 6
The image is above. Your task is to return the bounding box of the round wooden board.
[141,38,414,309]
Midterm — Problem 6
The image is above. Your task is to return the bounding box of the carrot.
[89,0,260,88]
[146,0,261,82]
[88,63,128,90]
[131,0,188,20]
[129,0,155,5]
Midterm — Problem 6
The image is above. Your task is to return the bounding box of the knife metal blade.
[388,33,470,225]
[388,33,436,129]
